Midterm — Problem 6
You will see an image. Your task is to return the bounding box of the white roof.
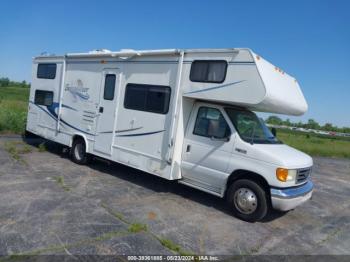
[34,48,242,59]
[33,48,308,116]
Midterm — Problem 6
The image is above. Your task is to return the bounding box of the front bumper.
[270,180,313,211]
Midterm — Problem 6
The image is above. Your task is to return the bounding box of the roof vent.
[88,49,112,54]
[40,52,55,56]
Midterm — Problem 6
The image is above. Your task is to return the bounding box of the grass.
[4,141,21,161]
[101,203,148,233]
[128,223,148,233]
[0,86,29,134]
[53,176,70,191]
[4,141,32,162]
[277,128,350,159]
[38,142,47,152]
[100,202,194,255]
[157,237,194,256]
[101,203,129,224]
[0,230,129,259]
[157,238,183,254]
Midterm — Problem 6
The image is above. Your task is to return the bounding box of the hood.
[250,143,313,168]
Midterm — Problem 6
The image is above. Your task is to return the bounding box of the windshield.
[225,107,281,144]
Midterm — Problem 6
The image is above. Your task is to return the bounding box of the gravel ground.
[0,136,349,257]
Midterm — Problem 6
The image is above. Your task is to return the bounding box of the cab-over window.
[190,60,227,83]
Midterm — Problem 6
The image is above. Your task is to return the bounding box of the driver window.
[193,107,230,139]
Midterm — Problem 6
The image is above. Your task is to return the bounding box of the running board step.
[179,177,222,197]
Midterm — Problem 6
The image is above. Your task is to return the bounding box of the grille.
[296,167,312,183]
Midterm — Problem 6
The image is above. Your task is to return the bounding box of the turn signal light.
[276,168,288,182]
[276,168,297,182]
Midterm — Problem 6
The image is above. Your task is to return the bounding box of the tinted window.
[103,74,116,100]
[193,107,230,138]
[37,64,56,79]
[124,83,171,114]
[34,90,53,106]
[190,60,227,83]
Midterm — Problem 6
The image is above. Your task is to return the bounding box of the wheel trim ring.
[74,143,83,161]
[233,187,258,215]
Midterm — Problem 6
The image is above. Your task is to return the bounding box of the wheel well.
[225,170,270,198]
[71,135,86,147]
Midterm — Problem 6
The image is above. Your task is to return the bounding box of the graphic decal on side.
[99,127,143,134]
[100,127,165,137]
[30,101,165,137]
[30,101,94,136]
[184,80,246,95]
[65,79,90,100]
[116,130,165,137]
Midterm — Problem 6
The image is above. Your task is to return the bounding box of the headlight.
[276,168,297,182]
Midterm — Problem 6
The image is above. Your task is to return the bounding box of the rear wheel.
[227,179,268,222]
[24,130,38,138]
[71,138,90,165]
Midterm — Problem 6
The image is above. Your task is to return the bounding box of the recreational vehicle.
[26,48,313,221]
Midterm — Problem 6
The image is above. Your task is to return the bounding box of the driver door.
[181,104,235,194]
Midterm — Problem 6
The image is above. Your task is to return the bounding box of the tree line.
[266,116,350,134]
[0,77,30,88]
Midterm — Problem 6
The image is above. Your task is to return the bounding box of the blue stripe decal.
[73,92,90,100]
[116,130,165,137]
[58,116,95,136]
[184,80,246,95]
[30,102,94,136]
[30,101,163,137]
[62,104,78,111]
[30,101,78,112]
[46,102,59,118]
[99,127,143,134]
[31,102,58,122]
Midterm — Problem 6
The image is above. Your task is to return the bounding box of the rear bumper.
[270,180,313,211]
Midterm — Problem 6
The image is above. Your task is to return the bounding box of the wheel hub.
[234,187,257,214]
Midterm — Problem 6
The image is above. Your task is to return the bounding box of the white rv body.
[26,48,313,220]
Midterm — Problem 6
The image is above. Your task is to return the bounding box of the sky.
[0,0,349,127]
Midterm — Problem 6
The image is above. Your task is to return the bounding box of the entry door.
[181,105,234,194]
[94,69,120,155]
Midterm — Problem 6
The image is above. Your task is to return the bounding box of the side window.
[37,64,57,79]
[34,90,53,106]
[190,60,227,83]
[124,83,171,114]
[193,107,230,139]
[103,74,116,100]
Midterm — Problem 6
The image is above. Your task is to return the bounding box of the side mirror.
[271,127,277,137]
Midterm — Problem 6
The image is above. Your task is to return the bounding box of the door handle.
[186,144,191,152]
[99,107,104,113]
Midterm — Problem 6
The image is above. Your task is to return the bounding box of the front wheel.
[70,138,90,165]
[226,179,269,222]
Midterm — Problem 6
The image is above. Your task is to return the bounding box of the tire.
[24,130,38,138]
[226,179,268,222]
[70,138,90,165]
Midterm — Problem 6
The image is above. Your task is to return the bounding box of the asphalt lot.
[0,136,349,257]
